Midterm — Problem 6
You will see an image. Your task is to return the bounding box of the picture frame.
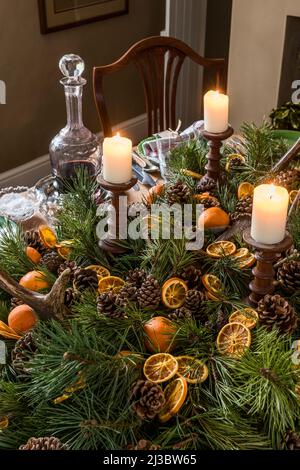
[38,0,129,34]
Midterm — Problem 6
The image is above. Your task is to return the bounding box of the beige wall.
[0,0,165,172]
[228,0,300,130]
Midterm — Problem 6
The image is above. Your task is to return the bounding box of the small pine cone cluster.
[273,168,300,190]
[197,194,220,209]
[168,307,192,321]
[231,195,253,222]
[97,291,123,318]
[116,283,138,307]
[126,268,147,288]
[138,275,161,309]
[166,180,191,205]
[73,268,98,292]
[64,287,80,308]
[180,265,202,289]
[284,431,300,450]
[277,260,300,293]
[58,260,78,280]
[128,439,161,450]
[197,177,217,195]
[130,379,165,420]
[40,251,63,274]
[226,155,245,173]
[184,289,205,316]
[19,436,65,450]
[257,294,297,335]
[11,332,36,374]
[24,230,47,255]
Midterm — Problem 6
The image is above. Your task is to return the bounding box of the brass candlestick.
[243,229,293,307]
[199,126,233,189]
[97,176,137,254]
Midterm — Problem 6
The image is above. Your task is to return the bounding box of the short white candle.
[102,133,132,184]
[204,90,229,133]
[251,184,289,244]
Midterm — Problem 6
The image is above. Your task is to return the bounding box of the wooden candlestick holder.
[97,176,137,254]
[199,126,233,187]
[243,229,292,307]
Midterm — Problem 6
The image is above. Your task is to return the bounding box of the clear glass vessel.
[49,54,100,183]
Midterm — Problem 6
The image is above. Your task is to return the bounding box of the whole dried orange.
[8,305,38,333]
[38,225,57,249]
[176,356,209,384]
[198,207,230,229]
[158,377,188,423]
[217,322,251,358]
[143,353,178,383]
[26,246,41,264]
[229,308,258,330]
[206,241,236,258]
[162,277,188,309]
[19,271,49,292]
[144,316,177,353]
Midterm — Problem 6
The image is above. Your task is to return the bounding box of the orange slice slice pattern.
[158,377,188,423]
[162,277,188,309]
[143,353,178,384]
[217,322,251,358]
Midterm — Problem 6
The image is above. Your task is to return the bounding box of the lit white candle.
[251,184,289,244]
[102,133,132,184]
[204,90,229,133]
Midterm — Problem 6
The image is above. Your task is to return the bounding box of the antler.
[272,137,300,172]
[0,269,71,321]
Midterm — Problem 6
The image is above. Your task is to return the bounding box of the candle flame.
[115,132,120,139]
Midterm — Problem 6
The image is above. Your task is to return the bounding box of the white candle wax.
[204,90,229,133]
[251,184,289,244]
[102,133,132,184]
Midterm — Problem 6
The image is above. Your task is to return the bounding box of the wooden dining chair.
[93,36,225,137]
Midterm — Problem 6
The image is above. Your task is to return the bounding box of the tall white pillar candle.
[251,184,289,244]
[204,90,229,133]
[102,133,132,184]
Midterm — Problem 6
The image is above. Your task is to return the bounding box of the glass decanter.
[49,54,100,183]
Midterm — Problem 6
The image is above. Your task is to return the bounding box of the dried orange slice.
[0,320,21,340]
[289,190,299,204]
[0,416,9,429]
[56,240,74,259]
[180,169,203,180]
[176,356,208,384]
[158,377,188,423]
[225,154,246,172]
[38,225,57,249]
[143,353,178,383]
[206,241,236,258]
[237,253,256,269]
[86,265,110,280]
[231,248,249,260]
[217,322,251,358]
[98,275,125,294]
[237,182,254,200]
[229,308,258,330]
[162,277,188,309]
[202,274,224,299]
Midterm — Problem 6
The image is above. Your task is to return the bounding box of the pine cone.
[19,436,64,450]
[197,193,220,209]
[11,332,36,374]
[57,260,78,280]
[130,379,165,420]
[73,268,98,292]
[126,268,147,288]
[116,283,138,307]
[166,180,191,205]
[40,251,63,274]
[97,291,123,318]
[24,230,47,254]
[180,265,202,289]
[138,275,161,309]
[231,195,253,222]
[197,177,217,194]
[11,297,24,309]
[216,310,227,331]
[184,289,205,316]
[168,307,192,320]
[273,168,300,190]
[257,294,297,335]
[277,260,300,293]
[226,155,245,173]
[128,439,161,450]
[64,288,80,308]
[284,431,300,450]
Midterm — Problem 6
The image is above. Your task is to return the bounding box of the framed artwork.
[38,0,129,34]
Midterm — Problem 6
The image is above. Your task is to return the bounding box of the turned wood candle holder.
[243,229,293,307]
[200,126,234,186]
[97,176,137,254]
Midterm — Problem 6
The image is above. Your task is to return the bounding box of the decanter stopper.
[59,54,86,86]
